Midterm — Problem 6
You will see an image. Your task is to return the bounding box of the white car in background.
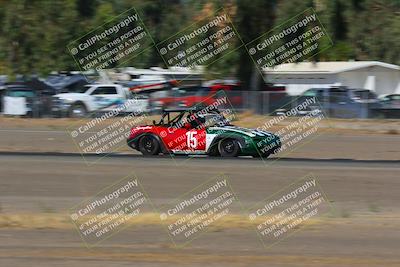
[52,84,148,117]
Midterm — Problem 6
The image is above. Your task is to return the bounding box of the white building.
[264,61,400,96]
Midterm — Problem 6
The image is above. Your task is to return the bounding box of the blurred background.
[0,0,399,119]
[1,1,400,267]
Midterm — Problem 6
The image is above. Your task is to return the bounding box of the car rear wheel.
[218,139,239,157]
[138,135,160,156]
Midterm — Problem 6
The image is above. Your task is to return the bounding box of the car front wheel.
[218,139,240,157]
[69,103,87,118]
[138,135,160,156]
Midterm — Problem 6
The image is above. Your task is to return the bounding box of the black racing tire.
[218,139,240,157]
[138,135,160,156]
[69,103,87,118]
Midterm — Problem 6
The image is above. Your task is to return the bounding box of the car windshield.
[201,112,231,127]
[69,85,90,93]
[303,89,318,97]
[7,90,35,97]
[178,87,210,97]
[150,90,169,98]
[351,90,377,99]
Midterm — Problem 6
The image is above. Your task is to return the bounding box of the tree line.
[0,0,399,88]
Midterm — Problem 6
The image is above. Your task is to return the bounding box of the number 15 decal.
[186,131,198,149]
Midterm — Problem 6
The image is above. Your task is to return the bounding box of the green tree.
[346,0,400,64]
[235,0,277,90]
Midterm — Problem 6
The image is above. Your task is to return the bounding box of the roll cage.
[153,108,229,128]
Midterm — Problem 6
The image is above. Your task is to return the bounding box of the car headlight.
[63,98,74,103]
[52,97,72,108]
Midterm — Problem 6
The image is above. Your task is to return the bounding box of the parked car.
[45,72,89,93]
[377,94,400,118]
[26,78,59,117]
[2,84,39,117]
[291,87,381,118]
[52,84,148,117]
[148,84,243,112]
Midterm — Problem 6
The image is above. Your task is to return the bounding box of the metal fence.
[224,91,386,119]
[1,90,396,119]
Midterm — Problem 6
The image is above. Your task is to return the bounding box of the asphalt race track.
[1,153,400,267]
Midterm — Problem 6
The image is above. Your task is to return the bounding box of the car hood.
[53,93,95,105]
[54,93,89,99]
[208,125,275,138]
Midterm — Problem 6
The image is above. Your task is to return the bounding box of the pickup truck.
[52,84,148,117]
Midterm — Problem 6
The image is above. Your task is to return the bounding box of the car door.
[390,95,400,108]
[184,128,206,152]
[90,86,122,111]
[165,124,206,153]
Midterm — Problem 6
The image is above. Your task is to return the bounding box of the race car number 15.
[186,131,198,149]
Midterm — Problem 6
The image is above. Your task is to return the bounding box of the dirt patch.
[1,115,399,134]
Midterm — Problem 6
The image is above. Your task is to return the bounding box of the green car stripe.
[206,126,281,156]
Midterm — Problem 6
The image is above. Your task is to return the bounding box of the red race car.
[127,108,281,158]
